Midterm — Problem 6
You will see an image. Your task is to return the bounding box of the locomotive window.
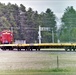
[3,32,10,34]
[11,34,13,36]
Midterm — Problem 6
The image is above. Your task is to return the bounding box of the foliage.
[59,6,76,42]
[39,8,57,43]
[0,3,57,43]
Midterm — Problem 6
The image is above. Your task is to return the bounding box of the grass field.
[0,69,75,75]
[0,50,76,74]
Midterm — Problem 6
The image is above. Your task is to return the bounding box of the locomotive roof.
[0,30,13,34]
[1,30,11,32]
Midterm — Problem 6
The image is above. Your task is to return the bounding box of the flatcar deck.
[0,43,76,51]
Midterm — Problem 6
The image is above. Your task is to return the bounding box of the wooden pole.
[57,56,59,69]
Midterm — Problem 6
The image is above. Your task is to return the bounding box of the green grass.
[0,68,75,75]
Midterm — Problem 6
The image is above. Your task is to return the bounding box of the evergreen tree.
[0,3,57,43]
[60,6,76,42]
[39,8,57,43]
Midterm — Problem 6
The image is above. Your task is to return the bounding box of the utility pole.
[38,26,54,43]
[38,26,41,43]
[11,27,13,33]
[52,28,54,43]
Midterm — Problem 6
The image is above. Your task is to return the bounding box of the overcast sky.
[0,0,76,19]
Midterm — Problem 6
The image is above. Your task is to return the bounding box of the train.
[0,30,13,44]
[0,30,76,51]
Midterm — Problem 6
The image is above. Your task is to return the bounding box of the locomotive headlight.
[11,34,13,36]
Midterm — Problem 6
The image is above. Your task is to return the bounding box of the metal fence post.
[57,56,59,69]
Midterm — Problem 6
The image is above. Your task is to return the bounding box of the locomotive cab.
[0,30,13,44]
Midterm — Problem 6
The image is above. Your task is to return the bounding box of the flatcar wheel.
[73,47,75,51]
[65,48,67,51]
[36,48,37,51]
[18,48,21,51]
[37,47,40,51]
[2,48,6,51]
[25,49,27,51]
[36,48,40,51]
[65,47,69,51]
[30,48,33,51]
[27,47,30,51]
[38,48,40,51]
[73,48,75,51]
[69,47,72,51]
[2,49,6,51]
[9,48,13,51]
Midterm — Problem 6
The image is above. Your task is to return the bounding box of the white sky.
[0,0,76,27]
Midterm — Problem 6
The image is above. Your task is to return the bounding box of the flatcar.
[0,30,13,44]
[0,30,76,51]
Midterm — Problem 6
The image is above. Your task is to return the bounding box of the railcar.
[0,30,13,44]
[0,30,76,51]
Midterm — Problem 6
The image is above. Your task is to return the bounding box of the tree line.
[59,6,76,43]
[0,3,75,43]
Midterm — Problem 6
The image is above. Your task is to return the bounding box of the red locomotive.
[0,30,13,44]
